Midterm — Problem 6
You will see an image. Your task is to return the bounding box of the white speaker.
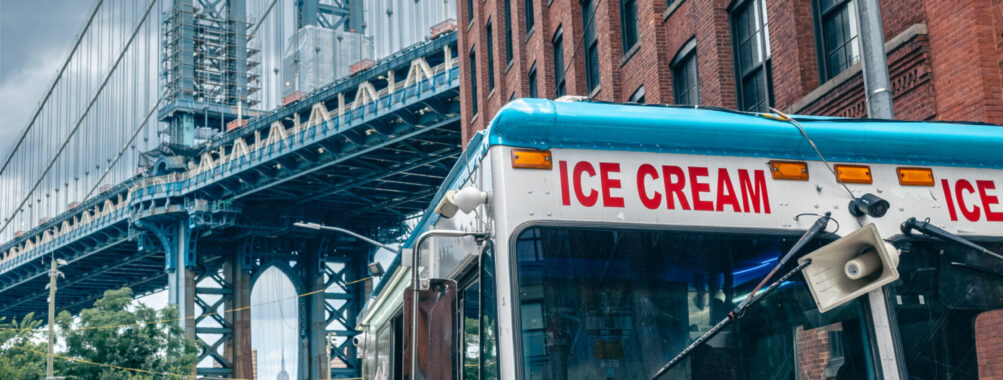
[798,223,900,313]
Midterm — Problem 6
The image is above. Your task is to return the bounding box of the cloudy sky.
[2,1,405,378]
[0,0,91,153]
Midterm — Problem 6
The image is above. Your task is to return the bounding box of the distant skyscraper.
[276,352,290,380]
[252,349,258,380]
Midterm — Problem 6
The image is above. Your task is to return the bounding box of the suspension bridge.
[0,0,461,378]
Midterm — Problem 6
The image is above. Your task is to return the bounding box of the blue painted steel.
[487,99,1003,168]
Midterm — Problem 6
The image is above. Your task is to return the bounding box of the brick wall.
[796,323,842,380]
[976,310,1003,380]
[458,0,1003,146]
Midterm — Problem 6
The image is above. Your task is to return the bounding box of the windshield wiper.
[650,213,833,379]
[901,217,1003,261]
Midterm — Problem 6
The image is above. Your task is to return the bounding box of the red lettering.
[738,169,771,214]
[559,161,571,206]
[573,161,598,207]
[662,166,690,210]
[956,179,980,221]
[941,179,959,221]
[716,168,741,212]
[689,167,714,211]
[599,163,625,207]
[976,180,1003,222]
[637,164,662,209]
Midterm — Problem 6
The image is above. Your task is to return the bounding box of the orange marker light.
[511,149,553,169]
[768,160,809,181]
[897,167,934,186]
[835,164,873,184]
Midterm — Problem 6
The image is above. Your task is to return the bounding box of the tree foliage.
[56,287,198,379]
[0,313,46,380]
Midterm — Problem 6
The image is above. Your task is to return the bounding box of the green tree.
[56,287,198,379]
[0,313,46,380]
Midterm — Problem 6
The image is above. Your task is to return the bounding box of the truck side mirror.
[403,279,457,380]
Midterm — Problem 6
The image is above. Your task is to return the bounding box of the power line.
[0,0,105,179]
[0,0,159,236]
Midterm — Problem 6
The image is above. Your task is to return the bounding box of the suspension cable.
[0,0,159,236]
[0,0,105,178]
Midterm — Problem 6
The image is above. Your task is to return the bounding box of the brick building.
[457,0,1002,378]
[457,0,1003,142]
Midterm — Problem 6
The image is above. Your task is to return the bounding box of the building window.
[814,0,859,81]
[528,64,538,98]
[620,0,638,54]
[486,21,496,91]
[470,47,478,116]
[731,0,773,112]
[504,0,514,64]
[628,86,645,104]
[467,0,475,25]
[553,28,566,97]
[671,39,700,105]
[525,0,535,33]
[582,0,599,93]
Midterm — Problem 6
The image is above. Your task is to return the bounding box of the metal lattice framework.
[1,30,461,379]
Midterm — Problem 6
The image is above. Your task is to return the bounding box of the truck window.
[887,240,1003,378]
[513,226,878,380]
[460,277,481,379]
[481,244,500,379]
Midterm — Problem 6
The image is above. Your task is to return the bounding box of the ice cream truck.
[351,98,1003,380]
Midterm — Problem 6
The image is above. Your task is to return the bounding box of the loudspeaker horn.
[798,223,900,313]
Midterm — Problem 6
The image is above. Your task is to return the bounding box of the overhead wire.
[0,281,374,333]
[0,0,159,236]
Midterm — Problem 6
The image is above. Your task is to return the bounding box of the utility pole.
[856,1,902,379]
[45,257,66,380]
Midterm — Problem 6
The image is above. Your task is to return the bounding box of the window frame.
[467,0,475,26]
[528,63,538,98]
[486,20,496,92]
[628,85,645,104]
[730,0,774,112]
[525,0,535,34]
[619,0,639,54]
[504,0,514,64]
[671,38,700,105]
[552,27,566,97]
[469,46,479,117]
[812,0,860,82]
[582,0,600,93]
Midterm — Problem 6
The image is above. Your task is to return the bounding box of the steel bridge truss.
[0,31,460,379]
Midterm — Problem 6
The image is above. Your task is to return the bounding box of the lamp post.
[45,257,66,380]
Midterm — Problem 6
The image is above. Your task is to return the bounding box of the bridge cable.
[0,0,159,236]
[248,0,280,37]
[83,92,164,201]
[0,0,105,179]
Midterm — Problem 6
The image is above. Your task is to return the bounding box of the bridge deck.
[0,32,461,319]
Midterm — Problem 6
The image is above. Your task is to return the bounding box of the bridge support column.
[224,253,254,379]
[301,243,331,379]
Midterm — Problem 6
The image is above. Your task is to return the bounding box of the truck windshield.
[513,226,877,380]
[887,239,1003,378]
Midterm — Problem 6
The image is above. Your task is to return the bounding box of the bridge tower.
[155,1,365,379]
[160,0,259,146]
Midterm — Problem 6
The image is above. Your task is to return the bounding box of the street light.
[293,222,400,254]
[45,257,67,380]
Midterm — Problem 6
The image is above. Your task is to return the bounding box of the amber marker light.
[897,167,934,186]
[511,149,553,169]
[835,164,873,184]
[768,160,809,180]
